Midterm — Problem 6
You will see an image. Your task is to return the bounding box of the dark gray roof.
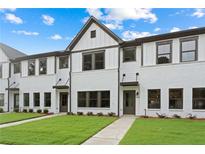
[0,43,26,60]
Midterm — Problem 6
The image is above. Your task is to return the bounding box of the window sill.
[192,109,205,112]
[147,109,160,111]
[169,109,183,112]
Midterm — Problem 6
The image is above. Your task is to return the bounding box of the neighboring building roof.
[11,50,68,62]
[121,27,205,47]
[66,16,123,51]
[0,43,27,60]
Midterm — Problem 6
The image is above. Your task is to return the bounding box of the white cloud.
[5,13,23,24]
[84,8,157,30]
[12,30,39,36]
[170,27,181,32]
[192,9,205,18]
[122,30,153,40]
[189,26,198,29]
[42,15,55,25]
[0,8,16,12]
[50,34,62,40]
[154,27,161,32]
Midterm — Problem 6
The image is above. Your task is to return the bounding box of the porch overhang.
[5,88,20,91]
[120,81,139,86]
[52,85,69,89]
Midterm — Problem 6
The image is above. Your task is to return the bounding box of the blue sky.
[0,8,205,55]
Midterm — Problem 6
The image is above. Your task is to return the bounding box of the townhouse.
[0,16,205,117]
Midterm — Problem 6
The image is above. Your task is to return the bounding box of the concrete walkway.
[82,115,135,145]
[0,113,66,128]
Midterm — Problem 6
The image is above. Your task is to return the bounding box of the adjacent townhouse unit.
[0,16,205,118]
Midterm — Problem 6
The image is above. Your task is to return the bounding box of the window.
[14,63,21,74]
[148,89,160,109]
[59,56,68,69]
[180,37,198,62]
[34,93,40,107]
[169,89,183,109]
[91,30,96,38]
[24,93,29,107]
[0,94,4,106]
[44,93,51,107]
[28,60,35,76]
[157,41,172,64]
[83,51,105,71]
[39,58,47,75]
[0,64,2,78]
[123,47,136,62]
[78,91,110,108]
[193,88,205,109]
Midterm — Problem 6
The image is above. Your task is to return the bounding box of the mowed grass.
[0,113,45,124]
[120,118,205,145]
[0,115,116,145]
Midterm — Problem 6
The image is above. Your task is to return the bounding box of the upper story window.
[193,88,205,110]
[123,47,136,62]
[91,30,96,38]
[28,60,35,76]
[156,41,172,64]
[180,37,198,62]
[148,89,160,109]
[59,56,68,69]
[39,58,47,75]
[83,51,105,71]
[14,62,21,74]
[0,64,2,78]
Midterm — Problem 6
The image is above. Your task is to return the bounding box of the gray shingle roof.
[0,43,26,60]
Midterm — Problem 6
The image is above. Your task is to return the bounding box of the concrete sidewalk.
[0,113,66,128]
[82,115,135,145]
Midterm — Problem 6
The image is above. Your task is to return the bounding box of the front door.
[60,92,68,112]
[14,94,19,110]
[123,91,135,114]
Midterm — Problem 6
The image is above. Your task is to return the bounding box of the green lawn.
[0,113,45,124]
[0,115,116,145]
[120,118,205,145]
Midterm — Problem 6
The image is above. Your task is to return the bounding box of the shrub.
[77,112,83,115]
[173,114,181,119]
[37,109,42,113]
[23,109,27,113]
[108,112,116,117]
[67,112,74,115]
[43,109,49,114]
[97,112,103,116]
[140,115,149,118]
[156,112,167,118]
[187,113,197,119]
[29,109,33,113]
[87,112,93,116]
[0,108,4,113]
[14,108,19,112]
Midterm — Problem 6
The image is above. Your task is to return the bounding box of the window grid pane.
[123,48,136,62]
[39,59,47,75]
[169,89,183,109]
[148,89,160,109]
[34,93,40,107]
[28,60,35,76]
[24,93,29,107]
[193,88,205,109]
[44,93,51,107]
[59,56,68,69]
[0,94,4,106]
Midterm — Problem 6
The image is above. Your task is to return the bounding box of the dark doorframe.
[123,90,135,115]
[60,92,68,112]
[14,93,19,110]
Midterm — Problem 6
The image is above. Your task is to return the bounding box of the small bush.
[67,112,74,115]
[43,109,49,114]
[37,109,42,113]
[29,109,33,113]
[14,108,19,112]
[23,109,27,113]
[187,113,197,119]
[140,115,149,118]
[156,112,167,118]
[0,108,3,113]
[173,114,181,119]
[97,112,103,116]
[87,112,93,116]
[77,112,83,115]
[108,112,116,117]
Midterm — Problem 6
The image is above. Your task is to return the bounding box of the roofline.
[65,16,123,51]
[121,27,205,47]
[11,50,69,62]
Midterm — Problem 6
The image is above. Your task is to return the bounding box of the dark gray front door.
[123,91,135,114]
[14,94,19,110]
[60,92,68,112]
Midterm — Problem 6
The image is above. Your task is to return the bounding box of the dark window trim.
[39,58,47,75]
[169,88,183,109]
[44,92,51,107]
[122,47,136,63]
[13,62,21,74]
[0,64,2,78]
[28,59,36,76]
[33,92,40,107]
[23,93,29,107]
[192,87,205,110]
[59,55,69,69]
[180,36,198,62]
[82,50,105,71]
[91,30,96,38]
[148,89,161,109]
[156,40,172,64]
[0,93,4,106]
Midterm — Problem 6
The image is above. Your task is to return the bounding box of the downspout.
[69,52,72,113]
[117,46,120,117]
[7,62,11,112]
[7,77,10,112]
